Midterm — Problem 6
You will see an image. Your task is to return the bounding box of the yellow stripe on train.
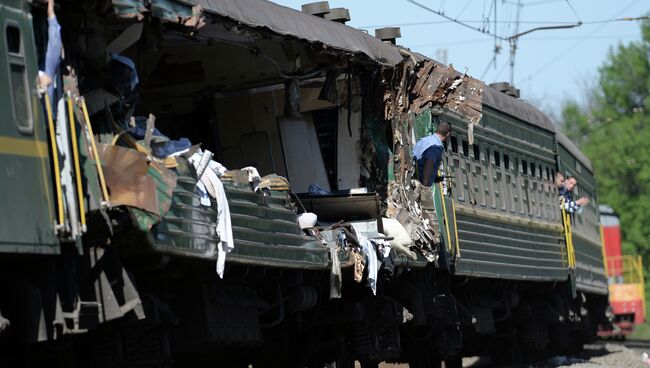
[0,136,49,158]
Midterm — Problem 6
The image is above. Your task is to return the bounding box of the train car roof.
[179,0,404,66]
[556,130,593,172]
[481,84,557,133]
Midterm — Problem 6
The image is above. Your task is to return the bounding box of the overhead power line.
[402,0,508,41]
[412,34,639,48]
[516,0,643,85]
[358,16,649,30]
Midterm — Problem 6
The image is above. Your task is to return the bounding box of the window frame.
[5,20,34,135]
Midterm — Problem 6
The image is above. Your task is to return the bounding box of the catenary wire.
[516,0,643,84]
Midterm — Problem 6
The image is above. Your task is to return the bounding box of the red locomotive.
[599,205,646,337]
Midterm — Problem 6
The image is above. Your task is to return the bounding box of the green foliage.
[560,19,650,261]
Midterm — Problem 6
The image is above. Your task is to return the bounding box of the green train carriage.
[0,0,610,366]
[395,75,609,358]
[556,132,608,296]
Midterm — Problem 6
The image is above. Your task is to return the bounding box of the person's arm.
[44,0,62,81]
[576,196,589,206]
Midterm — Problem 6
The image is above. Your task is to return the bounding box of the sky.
[271,0,649,119]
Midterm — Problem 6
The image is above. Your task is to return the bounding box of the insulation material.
[278,116,331,193]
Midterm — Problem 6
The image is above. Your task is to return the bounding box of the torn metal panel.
[97,143,158,214]
[384,59,483,123]
[378,59,485,263]
[96,143,176,218]
[385,114,442,263]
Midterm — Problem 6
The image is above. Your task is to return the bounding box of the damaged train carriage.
[2,0,437,366]
[0,0,608,366]
[383,59,608,363]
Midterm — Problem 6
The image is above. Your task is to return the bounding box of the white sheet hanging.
[189,151,233,278]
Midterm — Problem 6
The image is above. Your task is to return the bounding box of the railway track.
[462,340,650,367]
[617,338,650,350]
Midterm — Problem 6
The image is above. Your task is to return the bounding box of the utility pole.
[509,0,521,85]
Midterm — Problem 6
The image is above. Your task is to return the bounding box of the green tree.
[560,19,650,257]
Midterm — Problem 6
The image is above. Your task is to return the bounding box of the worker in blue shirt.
[38,0,62,102]
[412,121,452,186]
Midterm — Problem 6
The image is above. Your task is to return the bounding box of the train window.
[494,151,501,167]
[450,136,458,154]
[462,140,469,157]
[6,25,20,53]
[503,154,510,170]
[529,162,535,177]
[6,24,33,134]
[472,144,480,161]
[576,162,582,174]
[522,160,528,175]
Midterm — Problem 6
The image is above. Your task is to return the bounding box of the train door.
[0,5,59,254]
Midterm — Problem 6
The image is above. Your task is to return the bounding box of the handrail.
[599,224,609,276]
[560,200,576,268]
[639,255,646,319]
[607,255,644,284]
[43,92,65,232]
[450,191,461,259]
[66,92,86,232]
[80,97,110,207]
[438,181,453,253]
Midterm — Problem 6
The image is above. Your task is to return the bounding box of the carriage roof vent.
[325,8,351,23]
[301,2,330,17]
[489,82,520,99]
[375,27,401,44]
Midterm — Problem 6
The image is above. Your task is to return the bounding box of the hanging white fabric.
[189,150,234,279]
